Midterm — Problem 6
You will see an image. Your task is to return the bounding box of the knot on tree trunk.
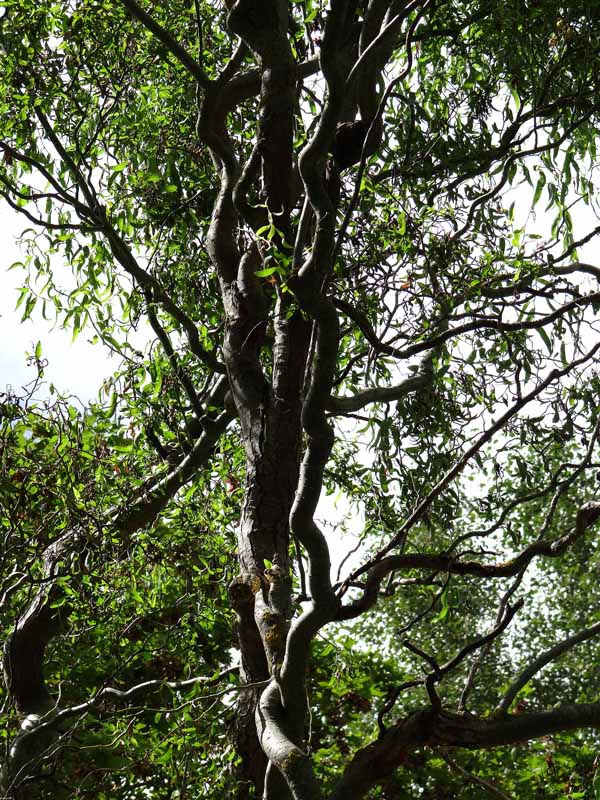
[229,571,264,612]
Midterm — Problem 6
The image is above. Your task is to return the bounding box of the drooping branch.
[27,107,226,375]
[0,181,97,231]
[143,288,205,420]
[2,389,232,791]
[453,110,598,240]
[121,0,210,87]
[0,142,95,219]
[104,220,226,374]
[2,666,241,796]
[449,417,600,553]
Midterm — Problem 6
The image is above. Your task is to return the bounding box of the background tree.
[2,1,600,798]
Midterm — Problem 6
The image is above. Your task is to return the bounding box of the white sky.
[0,210,116,403]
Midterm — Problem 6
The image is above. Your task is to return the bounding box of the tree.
[2,0,600,797]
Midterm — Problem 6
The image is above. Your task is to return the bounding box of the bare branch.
[498,617,600,714]
[440,752,514,800]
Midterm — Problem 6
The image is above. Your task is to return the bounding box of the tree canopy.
[2,1,600,797]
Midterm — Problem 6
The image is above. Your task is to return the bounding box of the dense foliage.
[2,1,600,797]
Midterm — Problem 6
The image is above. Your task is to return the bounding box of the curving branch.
[327,367,429,413]
[327,325,441,413]
[452,111,598,241]
[256,680,323,800]
[336,292,600,362]
[395,598,522,712]
[247,5,360,795]
[337,500,600,619]
[449,416,600,554]
[344,342,600,587]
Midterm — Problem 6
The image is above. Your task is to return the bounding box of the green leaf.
[254,266,278,277]
[536,326,553,354]
[532,172,546,208]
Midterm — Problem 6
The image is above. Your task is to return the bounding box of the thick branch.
[256,681,323,800]
[331,702,600,799]
[327,372,428,413]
